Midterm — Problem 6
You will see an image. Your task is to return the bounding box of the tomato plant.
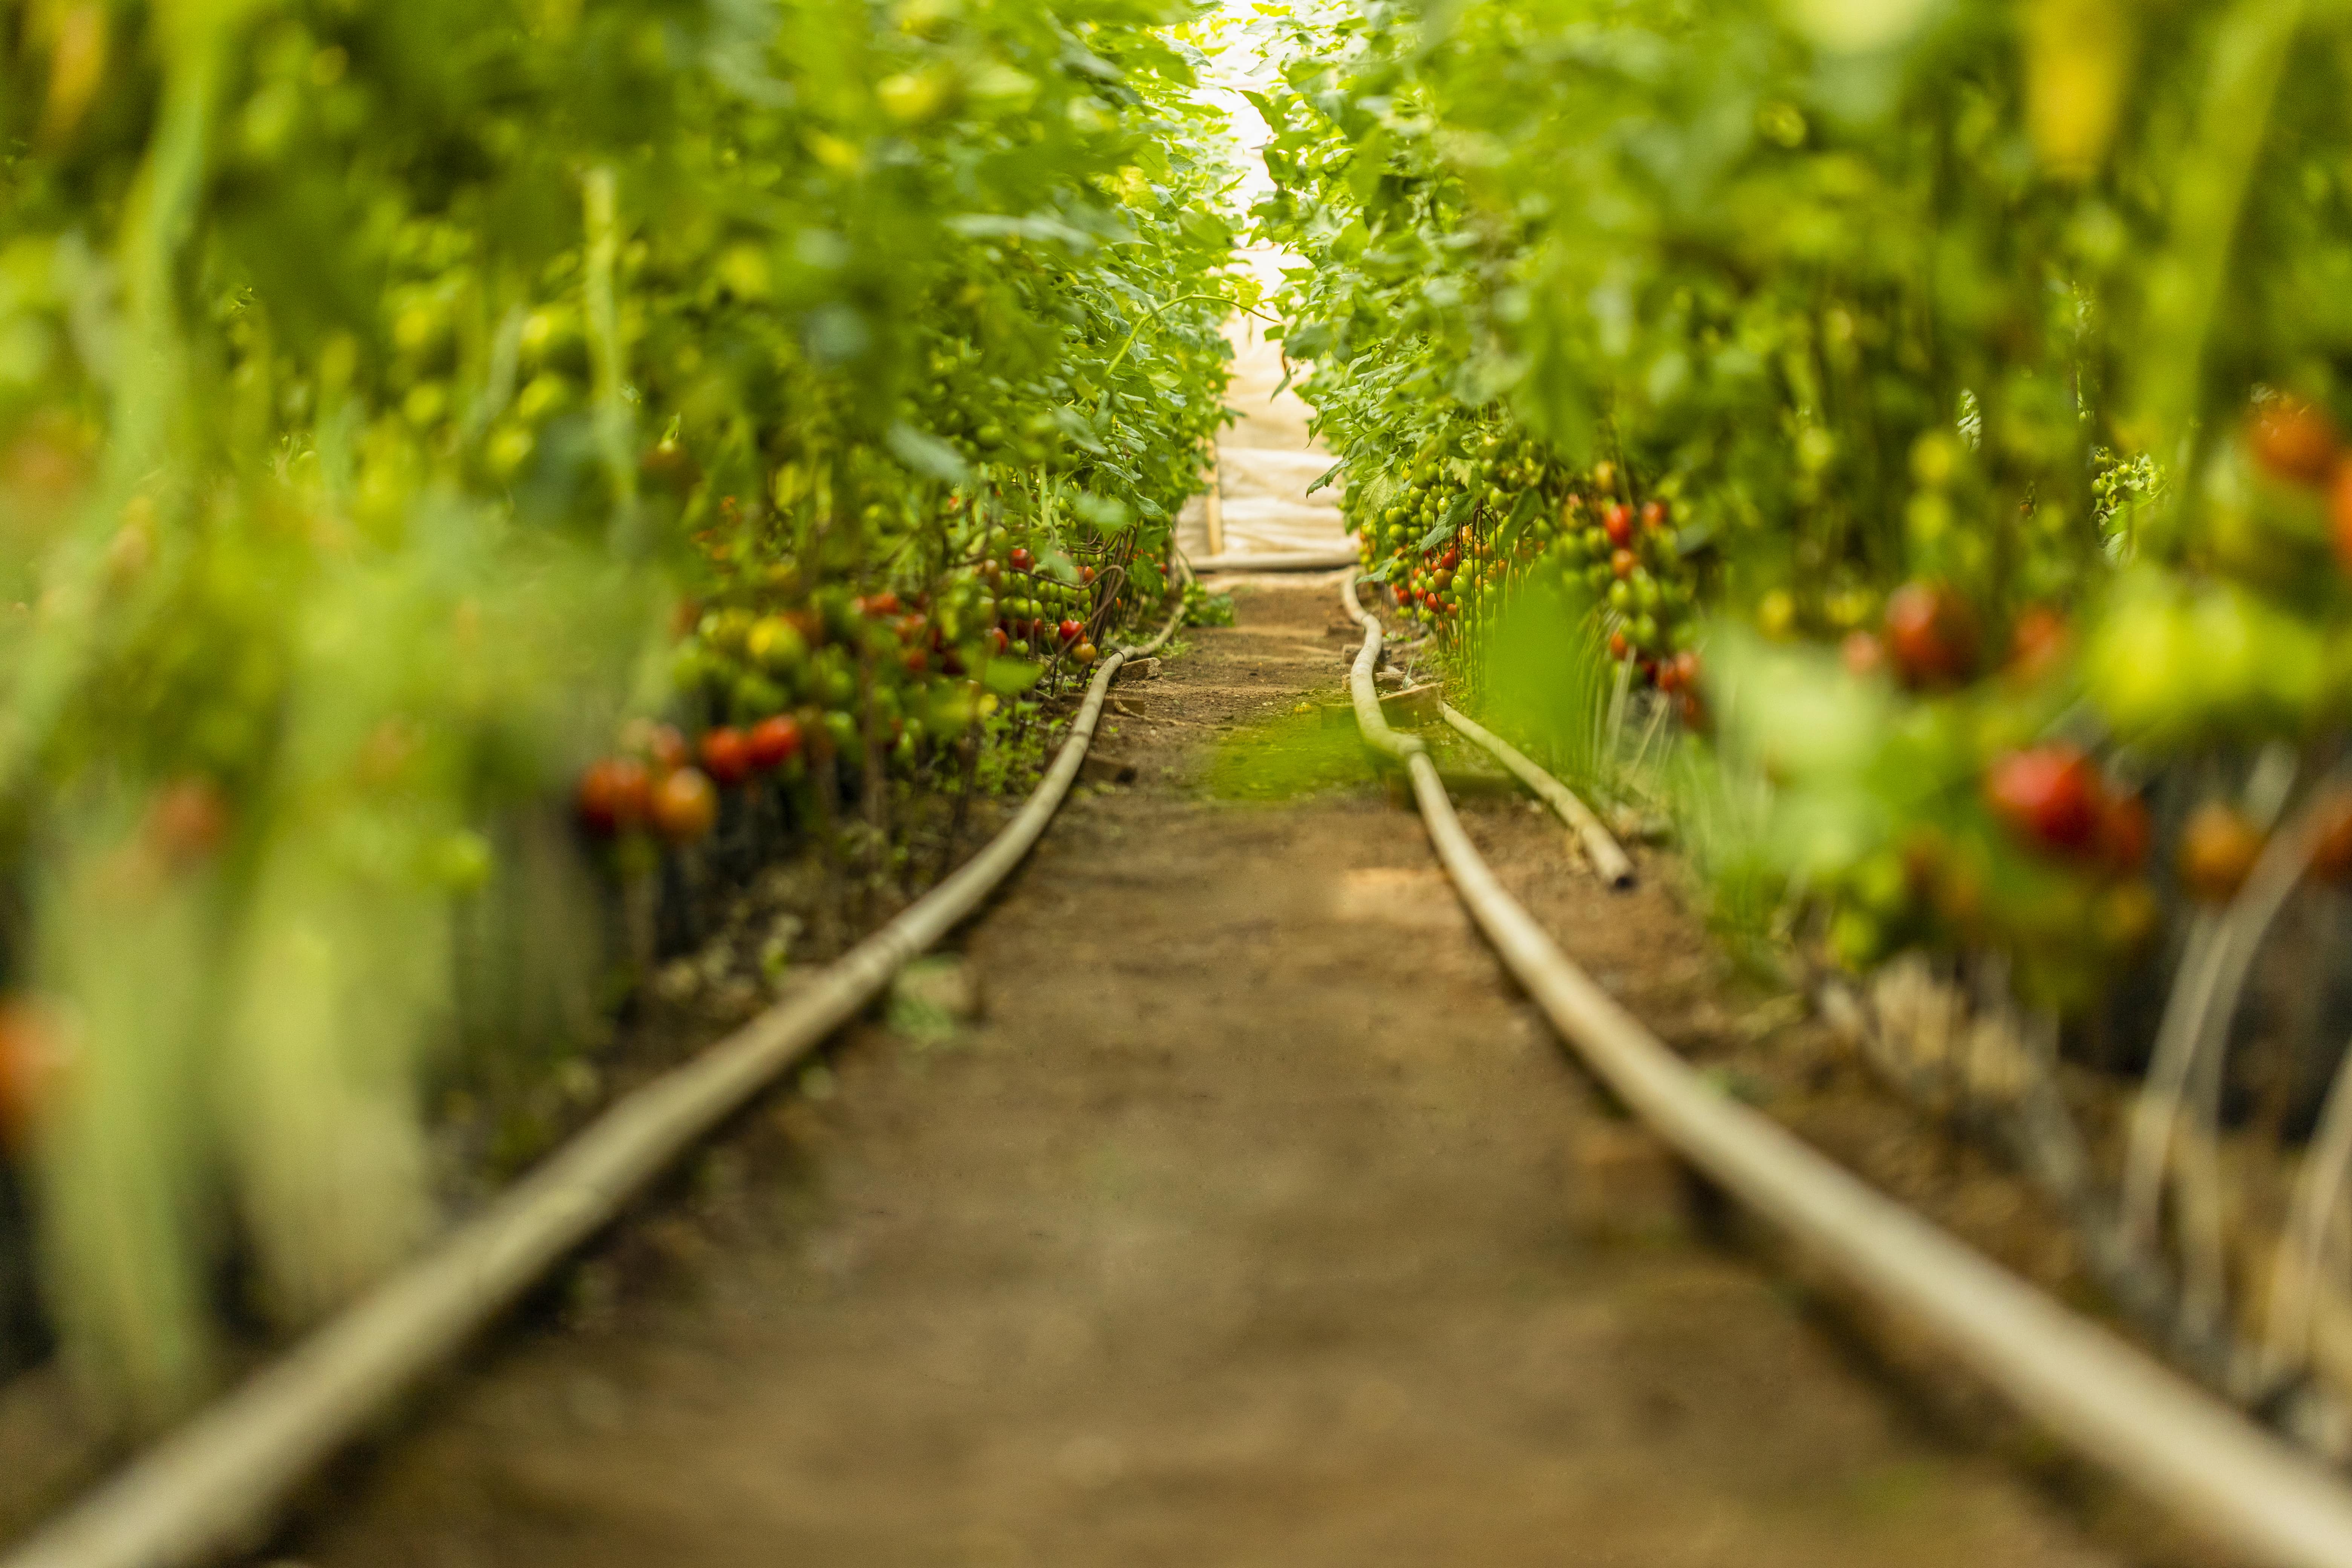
[0,0,1246,1416]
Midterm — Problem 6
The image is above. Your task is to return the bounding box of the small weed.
[1182,580,1236,626]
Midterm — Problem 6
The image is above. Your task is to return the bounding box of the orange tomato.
[2180,802,2265,903]
[2250,397,2339,488]
[651,767,719,844]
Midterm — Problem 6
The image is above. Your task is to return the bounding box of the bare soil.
[269,585,2196,1568]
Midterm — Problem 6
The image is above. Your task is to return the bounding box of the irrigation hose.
[1187,547,1360,574]
[1435,704,1634,889]
[2,590,1189,1568]
[1336,574,1632,886]
[1344,587,2352,1568]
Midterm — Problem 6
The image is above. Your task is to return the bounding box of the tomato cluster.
[573,513,1135,852]
[1346,423,1703,701]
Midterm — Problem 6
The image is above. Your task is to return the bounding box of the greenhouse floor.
[280,586,2210,1568]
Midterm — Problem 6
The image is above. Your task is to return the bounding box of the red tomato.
[2250,398,2339,488]
[1840,631,1886,680]
[1884,581,1977,689]
[145,777,230,867]
[904,650,930,677]
[2180,803,2265,902]
[747,714,802,771]
[1608,629,1630,659]
[1639,499,1668,531]
[1009,547,1034,572]
[988,627,1009,655]
[1611,548,1636,580]
[699,726,752,787]
[623,719,689,775]
[651,767,720,843]
[0,1000,65,1151]
[2330,461,2352,574]
[1985,746,2103,856]
[576,756,652,836]
[1057,618,1083,644]
[1604,504,1634,547]
[1080,565,1097,585]
[2310,790,2352,883]
[2007,605,2070,683]
[1673,650,1701,690]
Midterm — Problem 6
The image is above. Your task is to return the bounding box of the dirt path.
[1175,247,1348,564]
[280,586,2131,1568]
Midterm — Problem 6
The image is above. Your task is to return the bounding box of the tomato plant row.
[0,0,1242,1419]
[1250,0,2352,1006]
[1248,0,2352,1413]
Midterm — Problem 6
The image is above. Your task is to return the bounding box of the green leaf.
[886,424,971,484]
[983,658,1043,696]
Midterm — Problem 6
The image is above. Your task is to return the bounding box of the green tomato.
[815,651,858,708]
[732,672,786,720]
[748,615,808,674]
[700,607,756,656]
[1853,851,1910,917]
[816,585,859,639]
[1830,906,1886,970]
